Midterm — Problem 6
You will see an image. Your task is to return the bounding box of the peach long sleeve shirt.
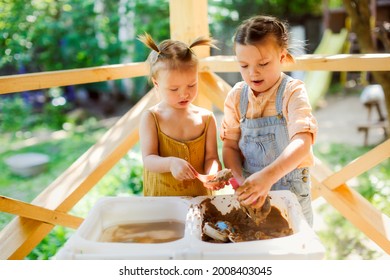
[220,73,318,168]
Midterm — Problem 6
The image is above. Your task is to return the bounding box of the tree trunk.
[343,0,390,135]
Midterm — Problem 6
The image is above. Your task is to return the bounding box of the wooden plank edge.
[0,196,83,229]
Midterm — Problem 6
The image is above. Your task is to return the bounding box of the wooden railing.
[0,0,390,259]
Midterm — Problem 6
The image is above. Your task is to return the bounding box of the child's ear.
[152,77,158,88]
[280,49,288,63]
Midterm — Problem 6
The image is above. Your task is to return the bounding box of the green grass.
[0,131,104,204]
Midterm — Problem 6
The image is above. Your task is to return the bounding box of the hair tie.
[188,46,195,55]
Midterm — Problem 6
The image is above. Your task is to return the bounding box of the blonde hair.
[138,33,217,80]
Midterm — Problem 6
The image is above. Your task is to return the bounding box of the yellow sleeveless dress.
[143,112,213,197]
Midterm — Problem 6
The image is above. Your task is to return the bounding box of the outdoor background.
[1,0,389,260]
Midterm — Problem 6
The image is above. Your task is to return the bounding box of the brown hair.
[234,15,295,63]
[138,33,217,80]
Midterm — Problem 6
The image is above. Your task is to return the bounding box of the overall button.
[302,168,309,175]
[302,176,308,183]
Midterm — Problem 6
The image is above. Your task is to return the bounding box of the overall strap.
[204,113,212,132]
[149,111,161,132]
[239,84,249,122]
[275,75,293,115]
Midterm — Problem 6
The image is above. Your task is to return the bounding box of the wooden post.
[169,0,210,58]
[169,0,213,109]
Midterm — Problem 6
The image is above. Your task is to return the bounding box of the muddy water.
[99,220,185,243]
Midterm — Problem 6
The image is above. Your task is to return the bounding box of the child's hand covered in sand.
[235,170,273,209]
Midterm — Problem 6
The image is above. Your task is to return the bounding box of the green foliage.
[328,0,344,8]
[0,0,170,98]
[41,88,70,130]
[316,205,380,260]
[28,226,74,260]
[0,91,71,136]
[1,0,324,98]
[1,0,118,72]
[0,96,32,133]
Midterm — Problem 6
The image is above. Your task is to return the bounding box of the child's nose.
[180,90,190,98]
[250,66,260,75]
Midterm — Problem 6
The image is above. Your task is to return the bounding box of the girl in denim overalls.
[221,16,318,225]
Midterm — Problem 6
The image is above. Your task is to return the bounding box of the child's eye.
[259,62,268,67]
[240,65,248,69]
[169,88,179,92]
[188,83,197,88]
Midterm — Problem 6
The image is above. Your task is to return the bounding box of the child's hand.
[202,180,229,191]
[169,158,197,181]
[233,176,246,186]
[235,171,273,209]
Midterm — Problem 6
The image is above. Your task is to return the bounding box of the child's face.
[235,37,286,95]
[152,67,198,109]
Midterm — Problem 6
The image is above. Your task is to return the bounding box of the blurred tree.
[208,0,323,48]
[0,0,170,99]
[343,0,390,134]
[1,0,325,100]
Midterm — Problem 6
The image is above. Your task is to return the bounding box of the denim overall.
[238,75,313,226]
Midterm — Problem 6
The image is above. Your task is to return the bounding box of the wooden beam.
[198,71,232,112]
[194,75,213,110]
[0,88,158,260]
[323,139,390,190]
[2,54,389,95]
[200,53,390,72]
[0,219,54,260]
[311,161,390,254]
[286,54,390,71]
[169,0,210,58]
[0,196,83,229]
[0,62,148,95]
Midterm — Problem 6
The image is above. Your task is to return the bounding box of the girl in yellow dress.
[138,33,222,196]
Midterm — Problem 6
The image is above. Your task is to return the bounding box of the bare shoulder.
[191,105,215,119]
[140,106,157,125]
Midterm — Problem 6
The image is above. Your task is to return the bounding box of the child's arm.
[139,110,197,181]
[201,113,227,190]
[222,138,246,184]
[236,131,312,208]
[203,113,222,175]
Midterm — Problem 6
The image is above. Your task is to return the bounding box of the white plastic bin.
[55,191,325,260]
